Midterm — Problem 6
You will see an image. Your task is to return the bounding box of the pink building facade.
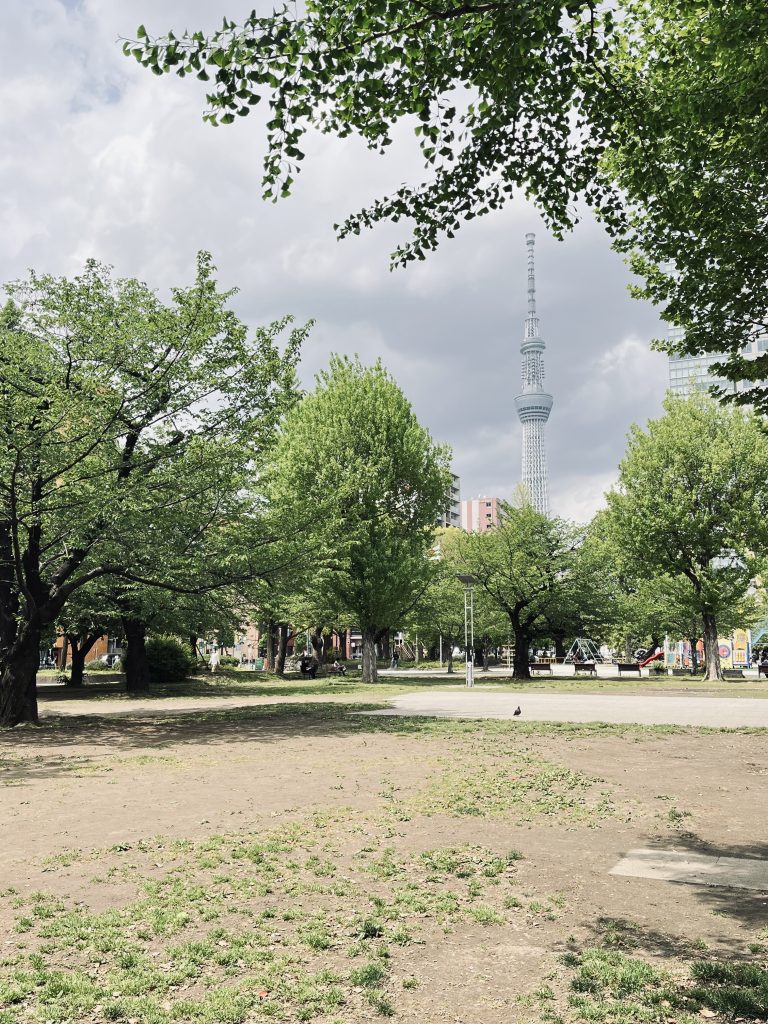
[460,497,500,533]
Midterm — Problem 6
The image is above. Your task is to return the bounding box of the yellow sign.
[733,629,749,668]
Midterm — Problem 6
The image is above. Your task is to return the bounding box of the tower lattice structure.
[514,233,553,516]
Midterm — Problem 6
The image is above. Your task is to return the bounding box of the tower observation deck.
[514,233,552,516]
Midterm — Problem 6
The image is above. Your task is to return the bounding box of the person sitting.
[332,659,347,676]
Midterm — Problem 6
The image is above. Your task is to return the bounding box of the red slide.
[639,649,664,667]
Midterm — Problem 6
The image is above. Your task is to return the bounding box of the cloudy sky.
[1,0,669,522]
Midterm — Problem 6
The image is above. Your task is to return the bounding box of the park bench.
[529,662,552,675]
[670,668,689,676]
[574,662,597,675]
[758,664,768,678]
[617,663,641,676]
[723,669,744,679]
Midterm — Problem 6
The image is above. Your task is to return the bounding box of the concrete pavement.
[359,690,768,727]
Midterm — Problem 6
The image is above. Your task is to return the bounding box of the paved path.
[360,690,768,727]
[610,849,768,890]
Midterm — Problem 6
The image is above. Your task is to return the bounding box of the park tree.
[604,395,768,681]
[266,356,450,683]
[411,528,467,675]
[54,580,116,688]
[457,501,578,680]
[129,1,768,409]
[0,255,307,726]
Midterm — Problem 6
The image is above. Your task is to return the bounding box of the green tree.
[0,255,306,726]
[128,2,768,408]
[457,501,578,679]
[605,395,768,680]
[600,0,768,409]
[411,528,467,675]
[266,356,450,682]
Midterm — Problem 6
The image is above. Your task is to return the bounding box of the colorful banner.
[732,629,750,668]
[718,639,733,669]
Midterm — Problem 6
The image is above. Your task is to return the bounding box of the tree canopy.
[265,355,450,682]
[0,255,307,725]
[457,501,578,679]
[604,395,768,680]
[128,1,768,409]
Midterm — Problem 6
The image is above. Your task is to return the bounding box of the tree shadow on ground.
[35,672,471,703]
[632,832,768,930]
[580,914,756,960]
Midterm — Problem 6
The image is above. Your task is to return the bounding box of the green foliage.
[265,355,450,681]
[456,501,579,676]
[125,3,617,264]
[604,395,768,674]
[128,3,768,410]
[146,638,193,683]
[0,254,307,724]
[601,0,768,410]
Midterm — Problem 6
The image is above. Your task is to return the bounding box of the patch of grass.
[566,948,768,1024]
[413,752,616,825]
[350,960,388,988]
[468,904,505,925]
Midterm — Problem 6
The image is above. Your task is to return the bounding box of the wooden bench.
[723,669,744,679]
[670,668,689,676]
[758,664,768,678]
[617,663,641,676]
[574,662,597,675]
[529,662,552,675]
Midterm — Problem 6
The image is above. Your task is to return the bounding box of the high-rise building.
[436,472,461,528]
[667,327,768,396]
[460,496,500,533]
[514,233,552,516]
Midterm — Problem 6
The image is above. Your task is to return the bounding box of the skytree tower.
[514,233,553,516]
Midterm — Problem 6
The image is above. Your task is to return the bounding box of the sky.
[0,0,669,522]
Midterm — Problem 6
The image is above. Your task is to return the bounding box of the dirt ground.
[1,696,767,1023]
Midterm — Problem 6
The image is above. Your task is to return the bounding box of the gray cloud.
[0,0,668,522]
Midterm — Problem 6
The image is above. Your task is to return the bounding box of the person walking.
[390,647,400,670]
[209,649,221,673]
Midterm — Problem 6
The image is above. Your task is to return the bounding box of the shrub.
[146,637,193,683]
[219,655,240,668]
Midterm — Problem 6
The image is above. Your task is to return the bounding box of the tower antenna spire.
[514,233,553,516]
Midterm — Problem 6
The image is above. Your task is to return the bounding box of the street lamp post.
[457,574,476,687]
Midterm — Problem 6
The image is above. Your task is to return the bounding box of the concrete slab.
[359,690,768,727]
[610,848,768,890]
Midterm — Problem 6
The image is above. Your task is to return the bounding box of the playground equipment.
[564,638,606,663]
[639,649,664,668]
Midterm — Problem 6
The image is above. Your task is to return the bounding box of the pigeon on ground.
[513,706,522,717]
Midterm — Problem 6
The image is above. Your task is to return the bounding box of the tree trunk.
[624,636,633,662]
[189,634,198,663]
[361,627,378,683]
[702,611,721,681]
[446,642,454,674]
[512,626,531,680]
[122,616,151,693]
[264,620,275,670]
[68,643,87,688]
[310,626,326,666]
[67,633,100,688]
[59,635,69,671]
[336,628,347,661]
[482,640,489,671]
[554,634,566,660]
[0,629,41,727]
[687,636,699,673]
[275,624,288,676]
